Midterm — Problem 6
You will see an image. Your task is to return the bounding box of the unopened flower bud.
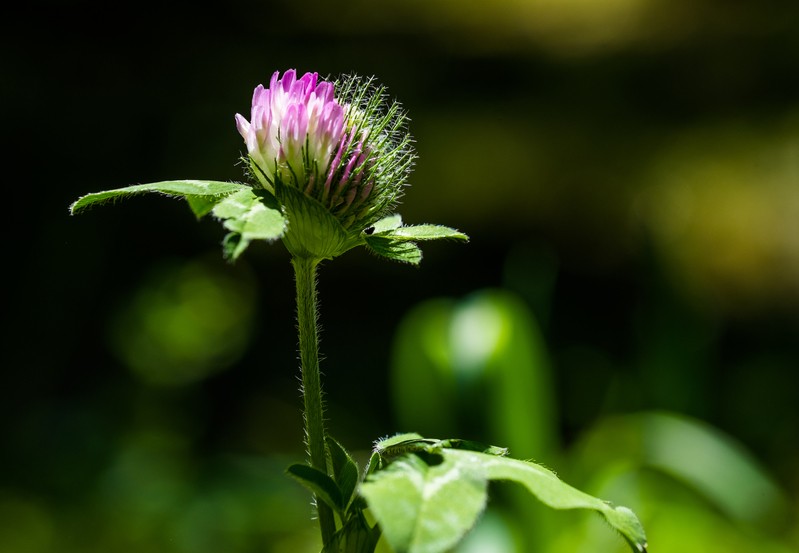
[236,70,415,259]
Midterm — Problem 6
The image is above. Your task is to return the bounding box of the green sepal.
[275,179,360,260]
[328,437,360,512]
[286,463,344,514]
[68,180,247,215]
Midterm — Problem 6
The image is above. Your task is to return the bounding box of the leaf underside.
[69,180,287,261]
[68,180,248,215]
[363,215,468,265]
[360,440,647,553]
[212,188,287,260]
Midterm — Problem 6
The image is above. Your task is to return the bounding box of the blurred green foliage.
[4,0,799,551]
[109,256,258,386]
[389,290,797,552]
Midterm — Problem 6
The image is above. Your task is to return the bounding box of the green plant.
[70,69,646,553]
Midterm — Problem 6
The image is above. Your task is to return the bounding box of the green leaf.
[572,412,791,526]
[363,235,423,264]
[373,434,507,460]
[362,438,647,553]
[185,194,225,218]
[374,433,425,457]
[362,216,467,264]
[69,180,247,214]
[453,449,648,552]
[328,437,360,512]
[388,224,468,242]
[286,463,344,513]
[360,453,487,553]
[369,214,403,234]
[211,188,287,260]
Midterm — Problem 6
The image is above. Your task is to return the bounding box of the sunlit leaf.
[389,224,468,242]
[459,450,648,552]
[360,453,488,553]
[369,214,403,234]
[69,180,247,214]
[362,440,647,553]
[211,188,287,260]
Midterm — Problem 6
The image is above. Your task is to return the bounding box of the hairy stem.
[292,256,336,545]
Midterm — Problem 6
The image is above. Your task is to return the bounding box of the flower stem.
[292,255,336,545]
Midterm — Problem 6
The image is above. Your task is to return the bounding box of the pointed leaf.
[364,235,423,264]
[69,180,247,214]
[286,463,344,513]
[360,453,487,553]
[328,437,360,512]
[389,225,468,242]
[368,214,403,234]
[448,449,648,552]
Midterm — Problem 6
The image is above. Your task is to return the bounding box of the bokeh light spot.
[109,255,257,386]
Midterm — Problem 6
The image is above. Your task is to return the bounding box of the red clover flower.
[236,69,414,232]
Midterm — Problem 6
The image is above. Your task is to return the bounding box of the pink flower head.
[235,69,347,191]
[237,70,414,230]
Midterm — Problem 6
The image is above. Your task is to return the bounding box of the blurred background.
[3,0,798,551]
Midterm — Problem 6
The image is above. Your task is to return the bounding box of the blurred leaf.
[389,290,556,460]
[574,412,791,525]
[108,257,256,386]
